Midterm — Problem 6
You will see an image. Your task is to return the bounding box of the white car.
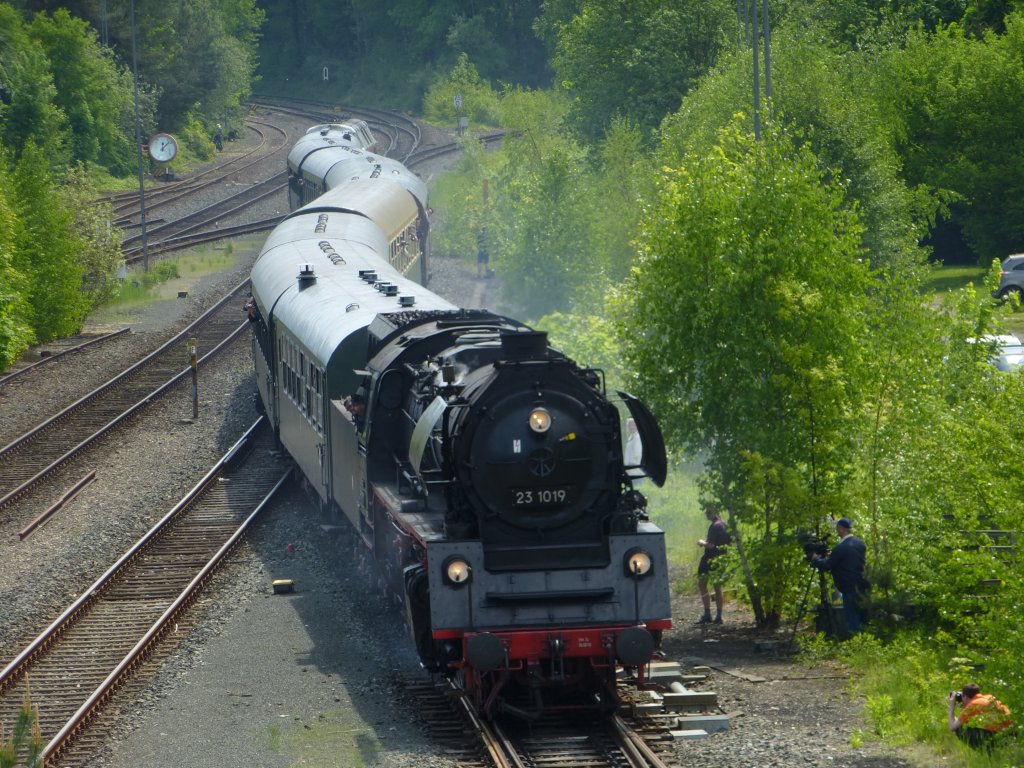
[994,337,1024,371]
[969,334,1024,371]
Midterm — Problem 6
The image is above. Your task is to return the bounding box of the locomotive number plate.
[512,488,570,507]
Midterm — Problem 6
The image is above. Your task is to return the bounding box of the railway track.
[0,279,252,515]
[0,418,290,768]
[119,101,420,263]
[250,97,423,160]
[103,117,287,218]
[0,328,131,387]
[121,172,287,261]
[410,677,677,768]
[130,216,285,259]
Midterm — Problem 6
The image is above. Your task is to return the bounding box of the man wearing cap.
[809,517,869,634]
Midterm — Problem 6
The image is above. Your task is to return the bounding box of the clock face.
[149,133,178,162]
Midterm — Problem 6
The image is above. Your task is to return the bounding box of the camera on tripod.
[798,531,830,562]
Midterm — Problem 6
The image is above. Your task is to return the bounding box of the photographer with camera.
[947,682,1012,750]
[808,516,869,634]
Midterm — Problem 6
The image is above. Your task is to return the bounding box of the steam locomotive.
[249,121,671,717]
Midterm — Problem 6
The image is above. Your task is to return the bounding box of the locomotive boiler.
[250,120,671,717]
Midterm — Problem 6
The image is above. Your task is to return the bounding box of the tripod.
[787,568,842,652]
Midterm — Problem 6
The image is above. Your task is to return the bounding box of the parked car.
[993,253,1024,300]
[994,337,1024,371]
[968,334,1024,371]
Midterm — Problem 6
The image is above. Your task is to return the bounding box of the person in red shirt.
[947,682,1012,750]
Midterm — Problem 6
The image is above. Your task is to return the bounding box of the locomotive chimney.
[500,330,548,359]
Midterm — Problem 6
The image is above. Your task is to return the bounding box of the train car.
[250,128,671,719]
[285,122,430,283]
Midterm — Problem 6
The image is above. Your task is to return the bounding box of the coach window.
[313,368,323,431]
[287,342,293,400]
[280,339,287,400]
[288,341,297,402]
[305,360,314,419]
[292,351,298,402]
[284,341,292,401]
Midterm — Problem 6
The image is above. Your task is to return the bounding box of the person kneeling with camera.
[947,682,1012,750]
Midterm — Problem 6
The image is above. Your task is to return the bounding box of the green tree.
[255,0,546,107]
[0,157,34,371]
[0,4,68,164]
[962,0,1024,34]
[772,0,970,46]
[423,53,500,127]
[586,118,652,291]
[865,277,1024,648]
[488,87,594,318]
[662,25,929,271]
[614,120,872,624]
[155,0,262,130]
[550,0,736,141]
[873,14,1024,262]
[535,311,625,390]
[29,8,138,174]
[427,132,501,266]
[61,165,124,307]
[10,143,87,342]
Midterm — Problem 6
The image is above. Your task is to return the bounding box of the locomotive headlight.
[624,549,653,578]
[528,408,552,434]
[444,557,472,586]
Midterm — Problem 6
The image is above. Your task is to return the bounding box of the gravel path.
[0,110,921,768]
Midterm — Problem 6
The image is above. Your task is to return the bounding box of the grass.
[797,632,1024,767]
[921,264,988,295]
[923,263,1024,337]
[86,241,260,329]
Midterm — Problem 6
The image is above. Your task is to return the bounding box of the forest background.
[2,0,1024,762]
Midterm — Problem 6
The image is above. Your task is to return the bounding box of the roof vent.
[383,284,399,297]
[399,295,415,307]
[297,264,317,288]
[360,270,377,283]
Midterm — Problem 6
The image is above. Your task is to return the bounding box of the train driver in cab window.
[343,393,366,430]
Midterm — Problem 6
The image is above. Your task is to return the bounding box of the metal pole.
[129,0,150,271]
[752,0,760,140]
[189,337,199,419]
[762,0,772,105]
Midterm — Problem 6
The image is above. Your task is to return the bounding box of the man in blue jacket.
[810,517,869,634]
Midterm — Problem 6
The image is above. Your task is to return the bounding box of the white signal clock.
[148,133,178,163]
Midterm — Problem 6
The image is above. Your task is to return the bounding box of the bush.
[422,54,499,129]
